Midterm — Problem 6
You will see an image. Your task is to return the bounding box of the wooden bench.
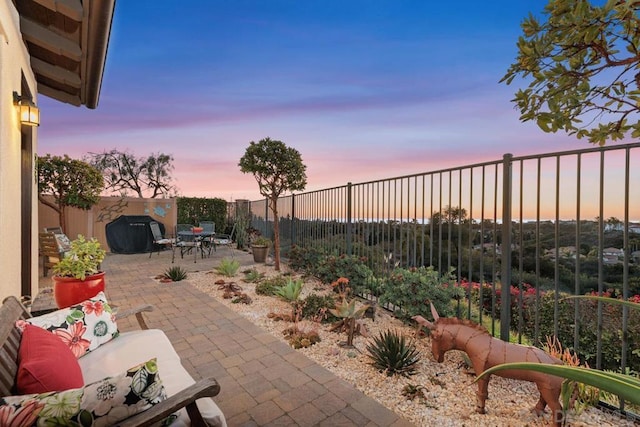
[0,296,225,426]
[38,232,64,277]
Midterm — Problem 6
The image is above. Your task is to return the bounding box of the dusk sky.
[37,1,596,202]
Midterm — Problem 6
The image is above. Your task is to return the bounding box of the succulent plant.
[163,266,188,282]
[274,278,304,303]
[216,258,240,277]
[366,329,421,377]
[53,235,106,280]
[255,275,288,295]
[243,269,264,283]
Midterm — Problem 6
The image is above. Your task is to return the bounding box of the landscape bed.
[186,264,635,427]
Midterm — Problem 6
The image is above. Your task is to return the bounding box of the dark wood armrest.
[114,304,154,330]
[117,377,221,427]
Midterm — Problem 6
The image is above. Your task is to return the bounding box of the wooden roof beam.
[31,57,81,87]
[38,84,81,106]
[20,17,82,61]
[31,0,83,21]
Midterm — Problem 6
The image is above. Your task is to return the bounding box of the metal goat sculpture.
[413,304,564,425]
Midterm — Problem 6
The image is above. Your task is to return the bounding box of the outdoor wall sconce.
[13,91,40,127]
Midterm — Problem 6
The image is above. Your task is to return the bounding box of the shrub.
[522,292,640,371]
[287,245,326,272]
[301,294,338,322]
[216,258,240,277]
[313,254,373,295]
[163,266,187,282]
[366,329,421,377]
[255,275,289,296]
[378,266,462,321]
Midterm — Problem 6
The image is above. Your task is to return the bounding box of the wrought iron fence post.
[500,153,513,341]
[346,182,352,256]
[291,194,296,246]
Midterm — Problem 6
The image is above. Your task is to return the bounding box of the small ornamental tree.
[37,154,104,233]
[503,0,640,145]
[239,137,307,271]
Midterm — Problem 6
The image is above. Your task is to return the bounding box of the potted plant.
[52,235,107,308]
[251,236,271,263]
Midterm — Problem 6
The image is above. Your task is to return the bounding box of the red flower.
[55,321,90,357]
[0,398,44,426]
[82,300,104,316]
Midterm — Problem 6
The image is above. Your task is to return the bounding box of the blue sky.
[37,1,586,201]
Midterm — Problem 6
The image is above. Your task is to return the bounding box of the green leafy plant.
[216,258,240,277]
[329,297,370,347]
[37,155,103,232]
[163,266,187,282]
[252,236,271,247]
[243,269,264,283]
[274,278,304,303]
[287,245,326,272]
[53,235,106,280]
[255,275,289,296]
[366,329,421,377]
[239,137,307,271]
[301,294,338,323]
[313,254,373,295]
[478,296,640,407]
[379,266,462,321]
[522,292,640,371]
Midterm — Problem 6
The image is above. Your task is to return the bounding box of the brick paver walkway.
[41,248,414,426]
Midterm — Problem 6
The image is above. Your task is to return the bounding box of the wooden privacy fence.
[38,196,178,252]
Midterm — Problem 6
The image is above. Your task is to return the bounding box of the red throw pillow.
[17,324,84,394]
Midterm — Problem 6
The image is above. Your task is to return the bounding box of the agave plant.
[274,278,304,303]
[329,298,370,347]
[477,296,640,407]
[163,266,188,282]
[366,329,421,377]
[216,258,240,277]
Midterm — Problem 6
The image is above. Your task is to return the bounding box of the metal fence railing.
[248,142,640,383]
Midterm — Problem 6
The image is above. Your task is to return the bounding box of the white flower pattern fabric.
[17,291,118,358]
[0,358,173,426]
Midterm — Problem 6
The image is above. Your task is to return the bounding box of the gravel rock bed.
[186,264,635,427]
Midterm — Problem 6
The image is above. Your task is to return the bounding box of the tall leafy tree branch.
[88,149,178,198]
[239,137,307,271]
[502,0,640,145]
[37,155,104,233]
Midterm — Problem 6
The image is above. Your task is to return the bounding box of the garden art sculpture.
[413,303,564,426]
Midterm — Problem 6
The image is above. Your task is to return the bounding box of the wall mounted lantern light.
[13,91,40,127]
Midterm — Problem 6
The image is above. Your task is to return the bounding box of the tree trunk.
[59,206,66,234]
[271,196,280,271]
[39,195,65,233]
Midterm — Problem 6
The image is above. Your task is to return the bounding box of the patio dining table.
[177,230,215,262]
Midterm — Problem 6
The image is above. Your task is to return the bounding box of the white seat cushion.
[78,329,226,427]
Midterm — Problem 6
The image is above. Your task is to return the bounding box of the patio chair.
[149,221,175,258]
[212,223,236,258]
[199,221,215,256]
[174,224,201,263]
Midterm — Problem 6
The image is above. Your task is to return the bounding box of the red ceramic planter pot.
[52,271,106,309]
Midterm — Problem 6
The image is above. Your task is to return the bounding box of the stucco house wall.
[0,1,39,302]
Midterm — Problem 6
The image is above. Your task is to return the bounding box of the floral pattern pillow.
[17,291,118,358]
[0,358,175,427]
